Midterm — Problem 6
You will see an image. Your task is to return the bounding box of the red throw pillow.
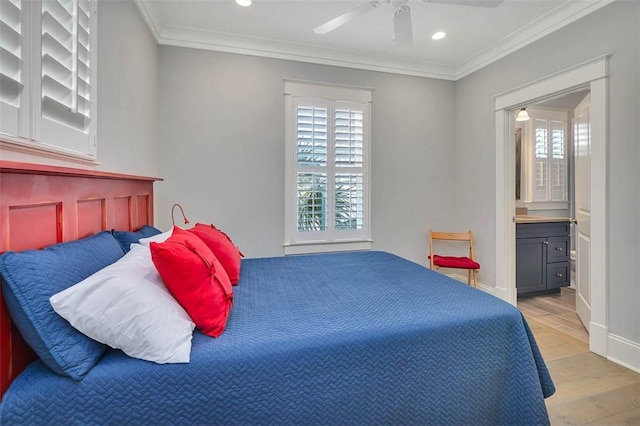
[150,227,233,337]
[188,223,243,285]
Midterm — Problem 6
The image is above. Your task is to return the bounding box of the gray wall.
[157,47,457,264]
[455,1,640,342]
[96,0,159,176]
[0,0,160,177]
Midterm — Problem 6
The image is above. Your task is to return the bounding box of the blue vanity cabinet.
[516,221,570,296]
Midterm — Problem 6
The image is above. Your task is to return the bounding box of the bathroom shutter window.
[526,108,568,204]
[40,0,95,156]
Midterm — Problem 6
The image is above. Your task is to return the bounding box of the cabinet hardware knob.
[544,241,549,245]
[556,273,563,277]
[556,247,564,251]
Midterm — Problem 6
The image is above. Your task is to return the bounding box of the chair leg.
[467,270,471,286]
[473,270,478,288]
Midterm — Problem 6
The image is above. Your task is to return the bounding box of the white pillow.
[50,244,195,364]
[137,229,173,246]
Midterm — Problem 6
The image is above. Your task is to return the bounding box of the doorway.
[493,56,608,357]
[514,89,590,342]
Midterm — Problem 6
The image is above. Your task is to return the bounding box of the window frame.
[284,80,372,255]
[0,0,98,164]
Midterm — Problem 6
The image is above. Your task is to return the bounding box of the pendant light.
[515,108,530,121]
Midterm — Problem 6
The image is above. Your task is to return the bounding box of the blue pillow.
[0,231,125,380]
[112,225,162,253]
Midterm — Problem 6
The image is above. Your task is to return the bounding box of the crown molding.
[134,0,163,43]
[159,24,457,80]
[135,0,616,82]
[454,0,617,79]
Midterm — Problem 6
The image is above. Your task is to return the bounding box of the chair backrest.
[428,229,476,269]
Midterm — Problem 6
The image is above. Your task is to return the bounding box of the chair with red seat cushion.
[428,229,480,288]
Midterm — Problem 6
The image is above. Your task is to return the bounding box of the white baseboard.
[446,273,496,296]
[590,321,608,357]
[607,333,640,374]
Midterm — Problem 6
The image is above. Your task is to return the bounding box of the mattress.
[0,251,554,425]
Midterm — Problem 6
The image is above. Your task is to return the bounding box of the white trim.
[495,109,517,306]
[446,273,495,297]
[607,333,640,374]
[494,56,608,110]
[455,0,616,79]
[284,240,372,256]
[524,201,570,211]
[134,0,614,81]
[494,56,608,356]
[133,0,162,43]
[284,80,374,103]
[0,136,100,166]
[160,24,456,81]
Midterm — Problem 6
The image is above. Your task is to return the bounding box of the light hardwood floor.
[519,288,589,343]
[520,290,640,425]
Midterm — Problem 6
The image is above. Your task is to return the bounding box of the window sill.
[283,239,373,255]
[0,136,99,166]
[524,201,569,210]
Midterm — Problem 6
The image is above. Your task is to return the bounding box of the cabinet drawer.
[516,222,570,238]
[547,237,570,262]
[547,262,570,289]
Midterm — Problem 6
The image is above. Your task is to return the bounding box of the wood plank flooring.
[519,288,589,343]
[520,289,640,425]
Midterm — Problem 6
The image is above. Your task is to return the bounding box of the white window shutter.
[39,0,95,156]
[526,109,568,204]
[0,0,26,137]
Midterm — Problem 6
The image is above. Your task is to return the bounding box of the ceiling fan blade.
[313,1,380,35]
[424,0,504,8]
[393,5,413,48]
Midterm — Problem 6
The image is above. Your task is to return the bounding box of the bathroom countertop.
[514,215,576,224]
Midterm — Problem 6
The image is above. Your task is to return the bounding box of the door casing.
[493,55,608,356]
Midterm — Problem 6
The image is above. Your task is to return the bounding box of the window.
[524,108,568,204]
[0,0,97,161]
[284,81,371,254]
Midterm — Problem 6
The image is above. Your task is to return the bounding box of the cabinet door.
[516,237,547,295]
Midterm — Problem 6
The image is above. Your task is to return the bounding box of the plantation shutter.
[530,114,567,203]
[0,0,25,136]
[292,97,368,243]
[294,98,329,240]
[40,0,95,156]
[334,102,365,234]
[285,80,371,252]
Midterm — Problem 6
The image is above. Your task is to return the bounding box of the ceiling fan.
[313,0,504,48]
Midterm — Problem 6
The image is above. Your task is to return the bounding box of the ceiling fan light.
[515,108,530,121]
[236,0,252,7]
[432,31,446,40]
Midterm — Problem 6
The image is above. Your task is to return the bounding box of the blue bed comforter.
[0,251,554,425]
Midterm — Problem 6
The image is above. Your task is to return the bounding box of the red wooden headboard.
[0,161,162,397]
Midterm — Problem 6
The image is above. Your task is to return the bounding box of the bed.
[0,161,554,425]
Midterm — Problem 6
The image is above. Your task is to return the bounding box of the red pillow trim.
[188,223,243,285]
[150,227,233,337]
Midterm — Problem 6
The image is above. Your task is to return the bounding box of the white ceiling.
[135,0,615,80]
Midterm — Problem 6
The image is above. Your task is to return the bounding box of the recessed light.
[432,31,446,40]
[236,0,251,6]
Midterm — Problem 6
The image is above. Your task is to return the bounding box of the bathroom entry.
[514,88,590,340]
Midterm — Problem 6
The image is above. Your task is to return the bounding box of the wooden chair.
[428,229,480,288]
